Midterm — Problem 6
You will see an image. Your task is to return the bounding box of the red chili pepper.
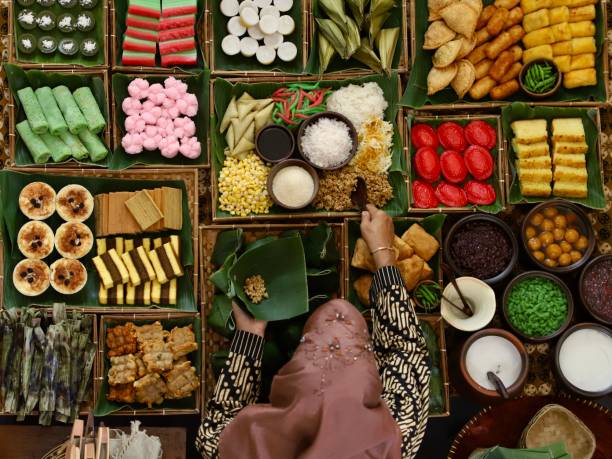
[303,90,317,103]
[277,112,297,125]
[297,89,305,109]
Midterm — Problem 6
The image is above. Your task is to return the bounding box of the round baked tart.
[56,184,94,222]
[13,259,51,296]
[50,258,87,295]
[55,222,93,259]
[19,182,56,220]
[17,221,54,259]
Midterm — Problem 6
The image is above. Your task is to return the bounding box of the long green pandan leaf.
[211,229,243,266]
[229,235,309,322]
[4,64,110,167]
[212,73,408,218]
[347,214,446,310]
[110,71,210,168]
[12,1,105,66]
[211,0,304,73]
[0,170,196,310]
[402,0,607,107]
[208,294,235,339]
[302,223,340,267]
[406,114,504,214]
[94,316,202,416]
[501,103,605,209]
[114,0,206,71]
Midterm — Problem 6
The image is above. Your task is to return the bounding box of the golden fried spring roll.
[523,9,550,33]
[521,0,551,14]
[568,5,595,22]
[571,37,596,54]
[523,44,554,64]
[486,25,524,59]
[508,44,523,61]
[551,22,572,41]
[504,6,524,29]
[475,59,494,79]
[563,68,596,89]
[487,7,510,35]
[500,62,523,83]
[491,79,520,99]
[489,49,515,81]
[550,0,571,6]
[469,76,497,100]
[569,21,596,37]
[570,53,595,70]
[552,40,572,55]
[467,43,489,65]
[523,27,556,48]
[477,5,497,29]
[495,0,520,8]
[475,28,492,46]
[553,55,572,72]
[568,0,596,7]
[549,6,570,24]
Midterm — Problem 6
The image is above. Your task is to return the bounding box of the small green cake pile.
[16,85,109,164]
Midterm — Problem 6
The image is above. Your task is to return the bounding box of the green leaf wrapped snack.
[16,120,51,164]
[40,132,71,162]
[353,38,383,72]
[211,229,243,267]
[319,0,348,33]
[376,27,399,75]
[73,87,106,134]
[24,325,46,417]
[208,294,235,339]
[346,0,367,27]
[369,0,395,19]
[345,17,362,58]
[77,128,108,162]
[35,87,68,136]
[368,10,392,44]
[318,33,336,74]
[59,131,89,160]
[52,86,87,135]
[316,19,348,59]
[17,87,48,134]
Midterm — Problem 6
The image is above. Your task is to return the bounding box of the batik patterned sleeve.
[196,330,264,458]
[369,265,431,459]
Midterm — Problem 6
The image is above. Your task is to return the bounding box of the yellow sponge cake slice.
[553,141,588,155]
[511,119,548,144]
[552,118,585,143]
[512,140,550,159]
[553,153,586,168]
[518,156,552,169]
[553,181,587,198]
[520,181,552,197]
[553,165,588,183]
[517,164,553,182]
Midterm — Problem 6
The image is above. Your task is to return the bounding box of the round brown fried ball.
[530,213,544,226]
[525,226,537,239]
[553,228,565,241]
[543,258,558,268]
[564,228,580,244]
[546,244,562,260]
[528,237,542,251]
[541,219,555,232]
[575,235,589,251]
[539,231,554,246]
[558,253,572,267]
[560,241,572,253]
[533,250,546,262]
[566,213,577,224]
[543,207,559,218]
[554,214,567,229]
[570,250,583,263]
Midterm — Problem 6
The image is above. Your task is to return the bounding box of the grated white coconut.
[300,117,353,168]
[326,82,388,131]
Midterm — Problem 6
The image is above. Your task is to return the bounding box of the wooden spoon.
[350,177,368,211]
[442,263,474,317]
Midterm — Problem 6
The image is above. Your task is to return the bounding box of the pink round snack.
[179,136,201,159]
[159,136,180,158]
[125,115,146,133]
[122,97,143,116]
[122,133,144,154]
[128,78,150,99]
[179,93,198,117]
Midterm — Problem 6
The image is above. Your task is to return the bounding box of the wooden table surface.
[0,425,186,459]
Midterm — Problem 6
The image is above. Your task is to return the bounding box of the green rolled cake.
[40,132,71,162]
[17,87,48,134]
[35,86,68,136]
[73,87,106,134]
[59,131,89,160]
[52,85,87,134]
[78,128,108,162]
[17,120,51,163]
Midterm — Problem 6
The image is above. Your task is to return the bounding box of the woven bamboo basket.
[111,73,210,168]
[408,0,610,110]
[204,0,310,76]
[199,222,346,404]
[208,73,406,222]
[6,69,111,169]
[96,312,202,416]
[110,1,206,74]
[7,0,110,69]
[403,112,507,213]
[0,311,98,418]
[0,168,199,314]
[307,0,410,75]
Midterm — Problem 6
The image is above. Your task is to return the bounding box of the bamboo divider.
[208,73,406,222]
[199,222,346,403]
[7,0,110,69]
[205,0,310,76]
[0,168,199,314]
[403,112,507,213]
[0,311,98,418]
[110,73,210,168]
[110,1,206,74]
[7,69,111,169]
[408,0,610,110]
[96,312,202,416]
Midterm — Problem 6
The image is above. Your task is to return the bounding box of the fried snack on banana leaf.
[107,383,136,404]
[108,354,138,386]
[164,361,200,399]
[134,322,167,348]
[167,326,198,359]
[143,347,174,373]
[134,373,167,408]
[106,323,137,357]
[134,354,147,378]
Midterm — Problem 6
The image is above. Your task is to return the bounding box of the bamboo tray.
[205,0,309,76]
[199,222,346,403]
[95,312,202,416]
[110,0,206,74]
[406,0,609,110]
[7,0,109,69]
[0,310,98,418]
[403,112,507,213]
[6,69,111,169]
[208,73,406,222]
[0,168,199,313]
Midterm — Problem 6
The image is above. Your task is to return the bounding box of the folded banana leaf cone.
[469,442,570,459]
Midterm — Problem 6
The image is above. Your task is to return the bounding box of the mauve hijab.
[219,299,403,459]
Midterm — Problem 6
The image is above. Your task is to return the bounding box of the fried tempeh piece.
[106,323,138,357]
[167,326,198,359]
[134,373,167,408]
[164,361,200,400]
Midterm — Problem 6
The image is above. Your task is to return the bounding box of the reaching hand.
[360,204,396,269]
[232,302,267,337]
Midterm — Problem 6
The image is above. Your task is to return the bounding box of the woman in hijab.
[197,205,430,459]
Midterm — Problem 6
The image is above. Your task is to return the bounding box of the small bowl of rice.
[297,111,358,170]
[267,159,320,210]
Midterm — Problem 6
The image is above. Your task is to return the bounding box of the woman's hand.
[360,204,396,269]
[232,302,267,337]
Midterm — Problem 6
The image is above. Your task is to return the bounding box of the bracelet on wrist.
[371,246,394,255]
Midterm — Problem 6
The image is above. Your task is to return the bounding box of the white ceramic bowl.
[441,277,496,332]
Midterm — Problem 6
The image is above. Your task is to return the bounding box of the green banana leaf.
[208,294,235,339]
[110,71,210,169]
[211,229,243,266]
[229,235,309,322]
[12,0,105,66]
[302,222,340,268]
[209,253,237,295]
[0,170,196,310]
[244,236,279,253]
[211,0,304,74]
[419,320,444,414]
[306,0,403,74]
[212,73,408,219]
[402,0,607,108]
[94,316,201,416]
[405,115,504,214]
[113,0,206,72]
[347,215,445,310]
[3,64,110,167]
[501,103,605,209]
[307,267,339,296]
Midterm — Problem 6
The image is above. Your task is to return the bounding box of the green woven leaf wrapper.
[110,71,210,168]
[12,0,105,66]
[0,170,196,310]
[346,215,445,310]
[406,115,504,214]
[4,64,110,167]
[212,73,408,219]
[501,102,605,209]
[401,0,607,108]
[94,316,202,416]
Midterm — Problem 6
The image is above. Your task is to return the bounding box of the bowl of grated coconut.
[267,159,319,210]
[297,112,358,170]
